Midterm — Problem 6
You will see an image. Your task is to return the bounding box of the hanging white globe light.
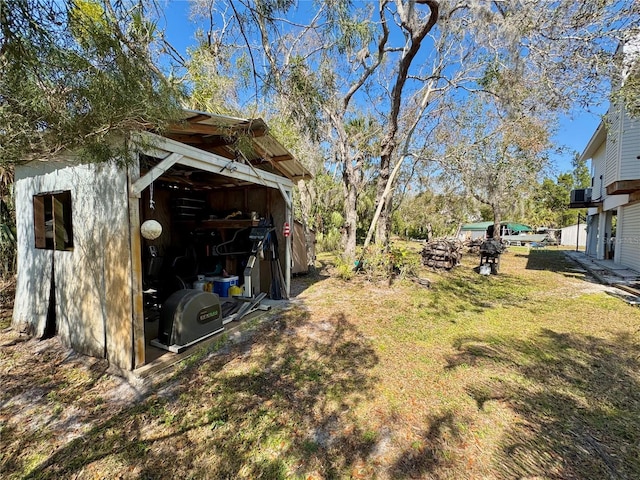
[140,220,162,240]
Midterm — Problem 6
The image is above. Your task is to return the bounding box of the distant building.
[458,221,533,240]
[559,224,587,248]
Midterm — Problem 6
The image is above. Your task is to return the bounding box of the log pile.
[464,238,484,254]
[421,238,462,269]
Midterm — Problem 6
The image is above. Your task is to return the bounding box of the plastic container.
[192,280,207,291]
[212,276,239,297]
[228,285,243,297]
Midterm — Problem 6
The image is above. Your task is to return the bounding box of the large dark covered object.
[156,290,223,352]
[479,239,506,274]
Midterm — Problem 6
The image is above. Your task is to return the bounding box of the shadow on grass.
[451,329,640,479]
[523,249,588,277]
[389,412,465,478]
[426,267,537,317]
[14,308,380,479]
[290,261,332,297]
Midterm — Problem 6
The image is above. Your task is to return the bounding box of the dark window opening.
[34,191,74,251]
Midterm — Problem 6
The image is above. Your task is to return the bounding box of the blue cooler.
[212,276,239,297]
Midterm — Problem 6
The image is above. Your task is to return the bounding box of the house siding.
[592,142,607,201]
[619,112,640,181]
[618,202,640,271]
[605,104,621,188]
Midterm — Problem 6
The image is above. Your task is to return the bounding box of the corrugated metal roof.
[160,109,313,182]
[461,221,532,232]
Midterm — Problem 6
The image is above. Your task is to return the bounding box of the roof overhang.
[156,109,312,182]
[579,121,607,162]
[132,131,295,195]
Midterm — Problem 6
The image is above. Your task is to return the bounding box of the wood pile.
[421,238,462,269]
[464,238,484,254]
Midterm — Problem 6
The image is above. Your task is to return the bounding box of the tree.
[572,153,592,189]
[0,0,184,167]
[184,0,638,260]
[440,96,551,239]
[188,0,444,262]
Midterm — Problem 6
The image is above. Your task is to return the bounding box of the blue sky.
[157,0,606,177]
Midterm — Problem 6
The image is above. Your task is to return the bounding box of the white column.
[596,212,607,260]
[614,208,623,264]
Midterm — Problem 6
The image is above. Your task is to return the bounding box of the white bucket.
[479,264,491,275]
[193,280,207,291]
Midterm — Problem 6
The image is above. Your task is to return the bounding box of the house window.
[33,191,74,251]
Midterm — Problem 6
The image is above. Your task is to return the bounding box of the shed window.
[34,191,73,251]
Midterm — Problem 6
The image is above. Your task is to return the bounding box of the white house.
[571,34,640,270]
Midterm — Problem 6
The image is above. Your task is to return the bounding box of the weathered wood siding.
[13,160,134,369]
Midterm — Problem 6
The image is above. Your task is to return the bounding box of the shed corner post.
[127,157,146,369]
[278,184,293,299]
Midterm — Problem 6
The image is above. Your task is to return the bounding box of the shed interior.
[135,111,310,364]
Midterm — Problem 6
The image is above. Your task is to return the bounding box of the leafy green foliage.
[0,167,15,278]
[355,243,420,280]
[0,0,184,167]
[394,190,474,240]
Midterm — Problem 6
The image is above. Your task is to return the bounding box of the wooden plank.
[33,195,46,248]
[606,179,640,195]
[128,161,146,369]
[130,153,183,198]
[134,132,294,191]
[52,195,66,250]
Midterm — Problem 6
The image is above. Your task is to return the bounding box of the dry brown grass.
[1,247,640,479]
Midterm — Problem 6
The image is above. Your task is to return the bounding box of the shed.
[12,110,312,370]
[560,223,587,247]
[292,220,316,274]
[458,221,533,240]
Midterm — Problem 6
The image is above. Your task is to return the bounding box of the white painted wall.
[592,141,608,202]
[560,224,587,247]
[13,160,134,369]
[618,202,640,272]
[605,104,621,189]
[619,112,640,182]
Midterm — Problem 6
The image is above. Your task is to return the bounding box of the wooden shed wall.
[13,160,135,369]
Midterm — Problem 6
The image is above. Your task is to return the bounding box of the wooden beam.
[168,120,267,138]
[270,154,293,162]
[185,113,211,123]
[130,153,183,198]
[168,122,233,136]
[127,162,146,369]
[134,132,294,190]
[165,133,235,148]
[606,179,640,195]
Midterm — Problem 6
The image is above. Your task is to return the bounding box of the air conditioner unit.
[570,188,592,203]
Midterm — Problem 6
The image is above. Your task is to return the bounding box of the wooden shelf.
[194,219,258,229]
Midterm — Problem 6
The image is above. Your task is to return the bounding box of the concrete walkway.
[564,250,640,288]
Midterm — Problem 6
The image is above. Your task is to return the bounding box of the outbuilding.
[458,221,533,240]
[12,110,312,370]
[559,223,587,248]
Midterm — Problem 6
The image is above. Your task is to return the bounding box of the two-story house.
[571,34,640,271]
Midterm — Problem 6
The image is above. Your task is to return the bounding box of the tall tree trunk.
[375,152,392,245]
[342,161,358,260]
[492,204,502,240]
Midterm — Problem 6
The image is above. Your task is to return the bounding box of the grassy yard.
[1,246,639,479]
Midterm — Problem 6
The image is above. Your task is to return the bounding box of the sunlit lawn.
[1,246,639,479]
